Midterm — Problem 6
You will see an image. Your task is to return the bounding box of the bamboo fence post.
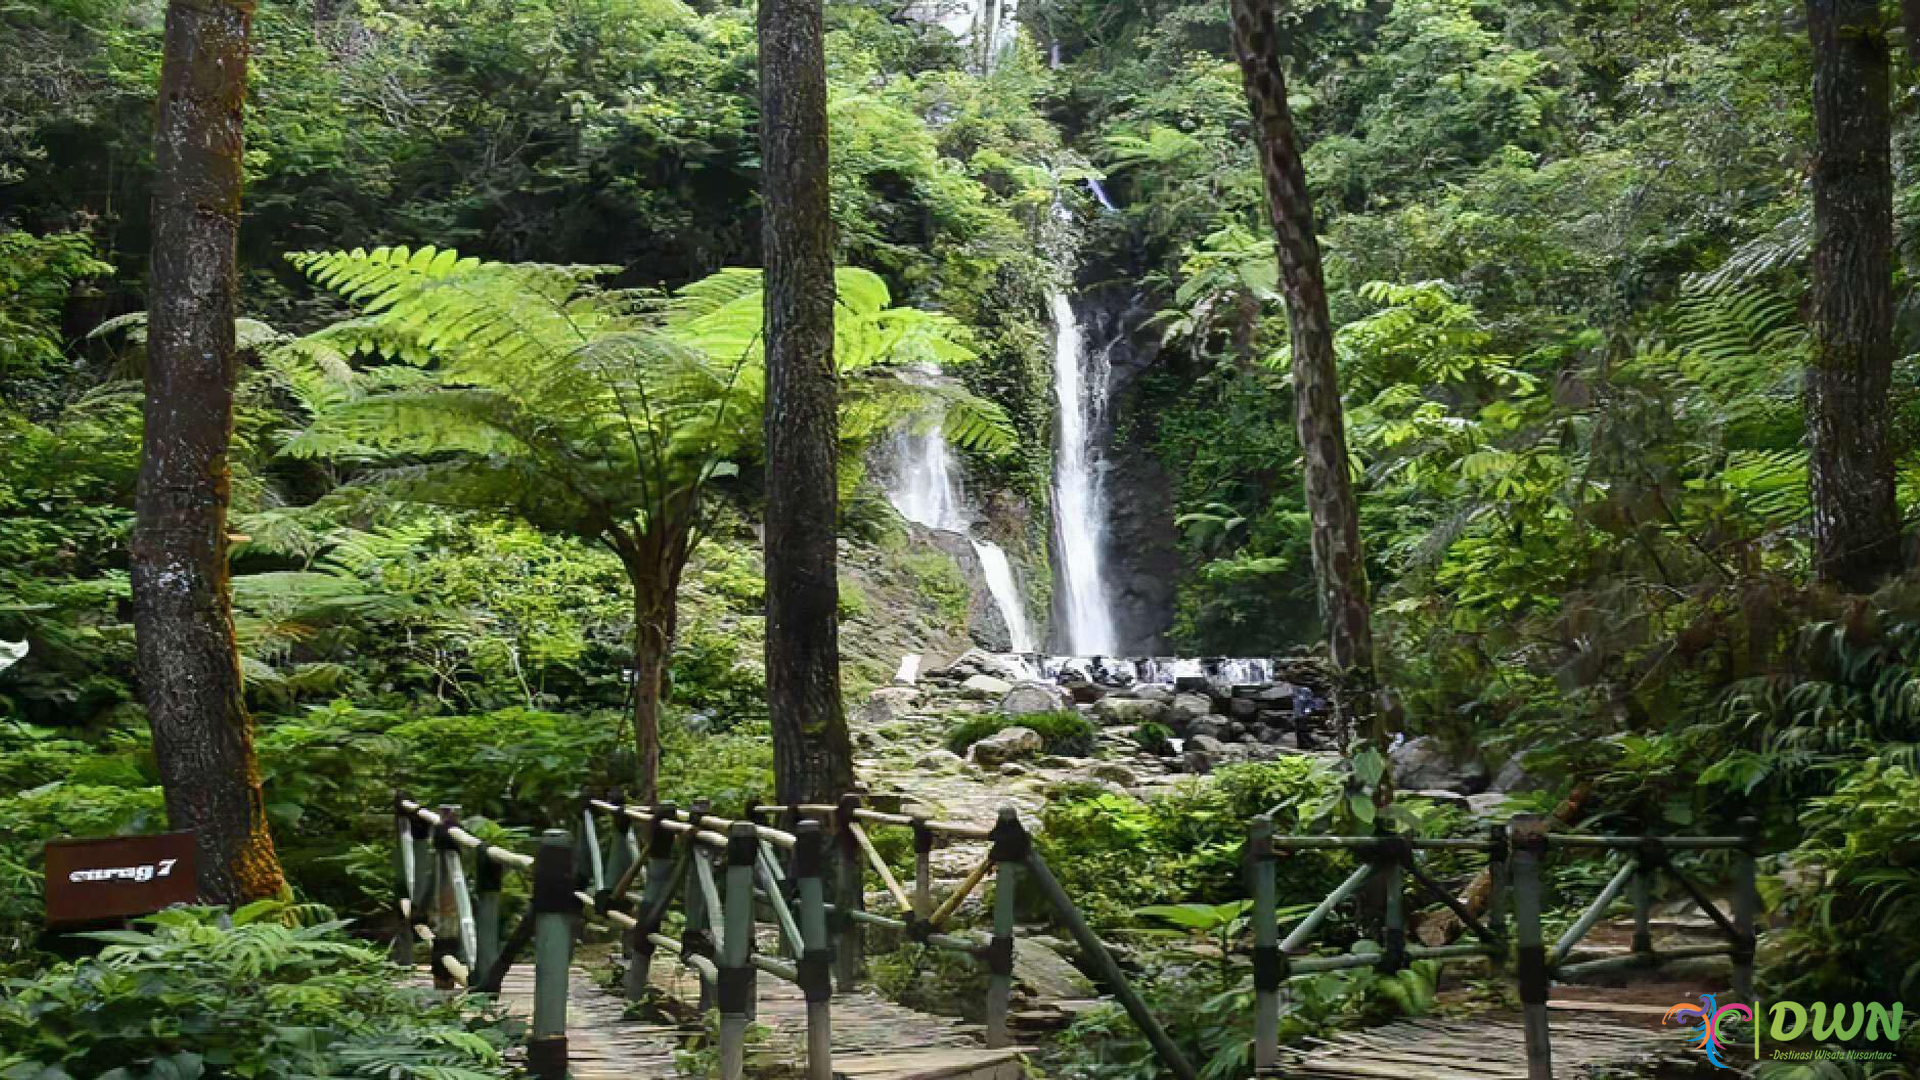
[475,845,502,983]
[430,804,463,989]
[1486,823,1509,951]
[1380,827,1406,973]
[607,796,633,910]
[1731,816,1759,1001]
[1631,838,1656,960]
[795,820,835,1080]
[581,800,607,894]
[986,807,1021,1049]
[912,817,934,920]
[1510,815,1552,1080]
[409,808,434,958]
[627,802,677,999]
[1249,815,1281,1070]
[718,822,758,1080]
[834,793,866,988]
[529,829,577,1080]
[391,805,415,965]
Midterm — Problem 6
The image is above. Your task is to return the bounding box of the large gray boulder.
[960,673,1014,699]
[969,726,1044,769]
[1168,693,1213,724]
[1389,736,1488,794]
[854,686,922,728]
[999,681,1071,717]
[1490,754,1548,794]
[1093,697,1170,726]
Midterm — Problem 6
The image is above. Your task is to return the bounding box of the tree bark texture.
[1806,0,1902,590]
[612,522,692,806]
[133,0,285,905]
[759,0,856,805]
[1229,0,1379,741]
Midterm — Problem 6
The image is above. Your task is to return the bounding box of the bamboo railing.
[392,794,1758,1080]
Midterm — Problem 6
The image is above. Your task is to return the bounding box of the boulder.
[1251,682,1296,705]
[1389,735,1488,794]
[1093,697,1169,726]
[1227,697,1259,720]
[1131,685,1174,704]
[1189,734,1229,755]
[969,726,1044,769]
[1187,717,1228,740]
[999,681,1071,716]
[1062,679,1106,705]
[960,674,1014,699]
[1087,763,1138,787]
[855,686,922,728]
[914,749,965,773]
[1168,693,1212,724]
[1181,749,1215,775]
[1490,755,1548,794]
[999,762,1029,777]
[1006,933,1098,991]
[1012,936,1097,1000]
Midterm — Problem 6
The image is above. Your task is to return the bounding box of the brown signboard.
[44,831,198,926]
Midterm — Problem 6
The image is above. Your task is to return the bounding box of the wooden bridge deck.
[1267,1003,1709,1079]
[484,955,1030,1080]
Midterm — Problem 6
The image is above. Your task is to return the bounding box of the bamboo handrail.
[847,821,913,912]
[927,855,994,929]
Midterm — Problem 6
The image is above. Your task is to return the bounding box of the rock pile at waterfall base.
[918,650,1344,776]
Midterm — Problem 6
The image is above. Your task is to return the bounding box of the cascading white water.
[883,396,1037,653]
[889,423,967,532]
[1048,291,1122,655]
[971,538,1037,652]
[913,0,1020,70]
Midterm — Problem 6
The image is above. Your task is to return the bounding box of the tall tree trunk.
[1904,0,1920,80]
[1229,0,1379,745]
[1807,0,1901,590]
[133,0,284,905]
[622,538,688,806]
[760,0,856,806]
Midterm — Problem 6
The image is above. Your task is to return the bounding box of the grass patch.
[946,709,1097,757]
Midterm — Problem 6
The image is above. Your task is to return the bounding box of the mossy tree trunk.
[760,0,856,805]
[1229,0,1379,746]
[1806,0,1901,590]
[132,0,286,905]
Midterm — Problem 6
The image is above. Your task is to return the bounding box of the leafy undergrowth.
[946,709,1098,758]
[0,902,521,1080]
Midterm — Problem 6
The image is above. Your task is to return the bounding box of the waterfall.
[1085,176,1118,213]
[912,0,1020,71]
[971,538,1037,652]
[883,388,1037,653]
[1048,291,1122,655]
[889,422,966,532]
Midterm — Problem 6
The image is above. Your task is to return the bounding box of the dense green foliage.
[7,0,1920,1068]
[0,902,520,1080]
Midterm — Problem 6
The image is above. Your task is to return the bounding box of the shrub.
[1035,758,1348,928]
[946,710,1097,758]
[0,902,520,1079]
[1132,722,1175,756]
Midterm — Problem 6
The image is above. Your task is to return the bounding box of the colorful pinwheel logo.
[1663,993,1753,1069]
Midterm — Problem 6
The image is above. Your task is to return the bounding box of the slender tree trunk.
[1229,0,1379,744]
[760,0,856,805]
[1806,0,1902,590]
[133,0,284,905]
[617,528,691,805]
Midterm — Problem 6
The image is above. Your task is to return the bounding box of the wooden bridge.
[389,794,1758,1079]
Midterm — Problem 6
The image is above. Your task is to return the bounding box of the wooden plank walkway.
[479,954,1030,1080]
[1266,1012,1700,1079]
